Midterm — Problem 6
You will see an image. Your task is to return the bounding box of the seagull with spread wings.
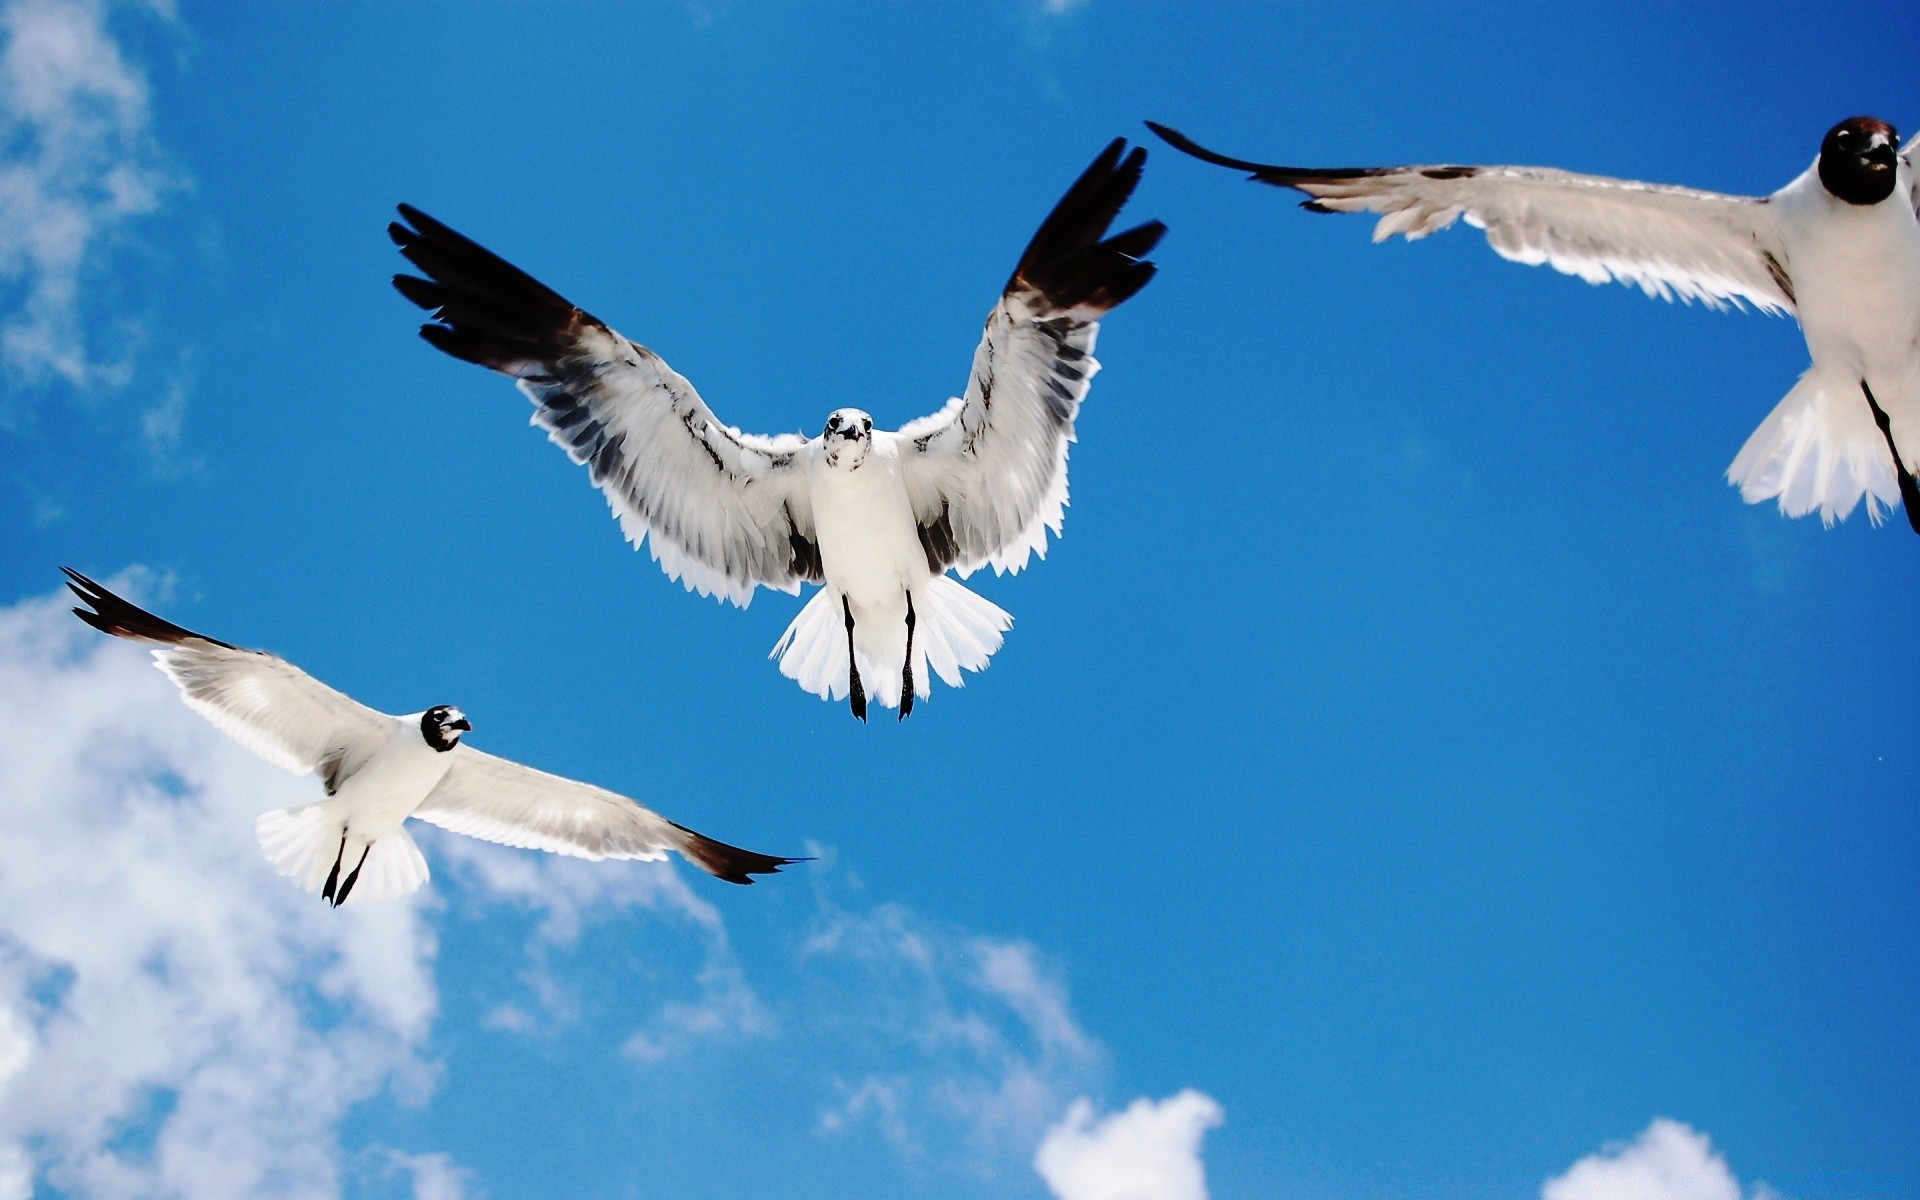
[64,570,800,907]
[1148,118,1920,534]
[390,139,1164,720]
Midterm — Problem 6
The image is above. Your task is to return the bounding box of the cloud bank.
[0,579,448,1199]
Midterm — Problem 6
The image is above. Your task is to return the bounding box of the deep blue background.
[4,3,1916,1196]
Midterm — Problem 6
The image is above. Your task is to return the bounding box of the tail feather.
[348,829,430,905]
[256,804,429,906]
[1728,365,1901,525]
[772,586,852,702]
[771,578,1011,712]
[915,574,1011,689]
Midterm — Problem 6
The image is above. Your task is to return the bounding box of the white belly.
[332,724,455,842]
[1778,181,1920,383]
[807,442,933,617]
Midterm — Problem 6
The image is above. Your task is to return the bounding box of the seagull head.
[421,704,471,753]
[1819,117,1901,206]
[822,408,874,469]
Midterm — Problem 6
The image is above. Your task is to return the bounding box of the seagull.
[389,139,1164,721]
[63,569,800,907]
[1147,117,1920,534]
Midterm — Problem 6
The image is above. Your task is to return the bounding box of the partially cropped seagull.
[390,139,1164,720]
[1148,118,1920,533]
[64,570,799,907]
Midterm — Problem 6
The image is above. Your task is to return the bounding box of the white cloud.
[0,578,454,1199]
[431,834,769,1062]
[1035,1091,1224,1200]
[0,0,182,396]
[1543,1119,1756,1200]
[804,896,1106,1169]
[375,1150,473,1200]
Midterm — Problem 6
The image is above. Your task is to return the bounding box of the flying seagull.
[390,139,1164,720]
[1147,117,1920,533]
[64,569,800,907]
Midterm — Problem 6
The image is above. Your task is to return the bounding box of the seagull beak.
[450,717,472,732]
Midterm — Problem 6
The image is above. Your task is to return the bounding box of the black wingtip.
[60,568,231,648]
[1145,122,1403,190]
[1009,138,1165,316]
[674,824,811,886]
[388,203,596,378]
[1144,121,1271,174]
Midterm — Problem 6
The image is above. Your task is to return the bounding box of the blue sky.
[1,2,1916,1198]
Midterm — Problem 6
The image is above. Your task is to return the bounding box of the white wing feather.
[391,206,822,608]
[411,747,684,862]
[63,570,391,783]
[897,300,1096,576]
[896,139,1163,579]
[154,643,392,778]
[1148,125,1796,314]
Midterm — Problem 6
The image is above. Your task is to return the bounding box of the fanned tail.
[909,574,1012,700]
[256,804,429,906]
[771,577,1011,712]
[1727,364,1902,525]
[772,586,852,702]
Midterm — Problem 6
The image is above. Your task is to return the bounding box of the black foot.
[843,595,867,723]
[899,591,917,722]
[321,828,348,905]
[1862,381,1920,536]
[332,844,373,907]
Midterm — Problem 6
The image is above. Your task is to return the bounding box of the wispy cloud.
[0,0,182,399]
[432,833,769,1062]
[1036,1091,1225,1200]
[1544,1119,1770,1200]
[803,893,1106,1171]
[0,577,457,1199]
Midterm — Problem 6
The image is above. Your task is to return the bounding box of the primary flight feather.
[391,139,1165,720]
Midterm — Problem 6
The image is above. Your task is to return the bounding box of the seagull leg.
[1862,381,1920,536]
[899,590,916,722]
[321,828,348,905]
[332,843,374,908]
[843,594,867,723]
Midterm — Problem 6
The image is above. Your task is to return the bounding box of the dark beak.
[449,718,472,732]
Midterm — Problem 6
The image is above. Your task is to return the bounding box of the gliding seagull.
[1148,118,1920,533]
[390,139,1164,720]
[65,570,799,907]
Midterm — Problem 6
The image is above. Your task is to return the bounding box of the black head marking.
[421,704,471,752]
[1818,116,1900,206]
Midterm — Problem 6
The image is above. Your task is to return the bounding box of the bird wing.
[1147,122,1794,314]
[391,206,822,608]
[411,746,799,885]
[896,139,1165,577]
[63,569,391,789]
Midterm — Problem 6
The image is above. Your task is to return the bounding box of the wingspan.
[412,747,801,884]
[64,569,391,788]
[391,206,822,608]
[897,139,1165,577]
[1146,122,1795,314]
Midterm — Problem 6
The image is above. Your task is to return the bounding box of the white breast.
[806,437,933,610]
[1773,165,1920,377]
[332,720,457,840]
